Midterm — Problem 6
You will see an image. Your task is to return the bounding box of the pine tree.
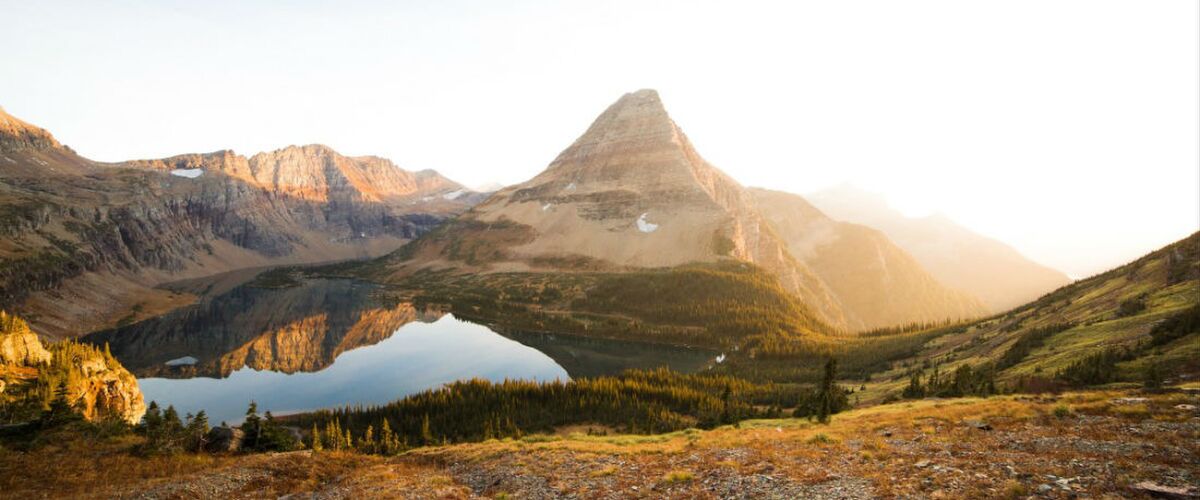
[816,357,838,424]
[361,425,376,454]
[420,413,433,445]
[185,411,210,452]
[310,423,323,451]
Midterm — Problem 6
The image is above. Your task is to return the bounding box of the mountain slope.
[0,107,480,339]
[808,184,1071,311]
[383,90,992,332]
[859,230,1199,402]
[384,90,855,329]
[749,188,987,329]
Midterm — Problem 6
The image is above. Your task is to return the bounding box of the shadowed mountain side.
[749,188,986,330]
[85,279,444,379]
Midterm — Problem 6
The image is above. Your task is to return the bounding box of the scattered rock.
[915,460,932,468]
[964,420,993,431]
[1174,404,1197,411]
[1111,397,1149,405]
[1130,481,1197,499]
[1038,484,1053,493]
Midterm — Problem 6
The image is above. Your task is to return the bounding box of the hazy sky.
[2,0,1197,277]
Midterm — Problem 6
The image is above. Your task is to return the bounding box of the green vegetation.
[384,261,833,352]
[288,367,853,454]
[995,323,1075,371]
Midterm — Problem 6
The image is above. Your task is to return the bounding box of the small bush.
[1052,404,1072,419]
[1003,480,1028,499]
[662,470,695,483]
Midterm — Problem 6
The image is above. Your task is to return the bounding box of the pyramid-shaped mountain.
[386,89,988,330]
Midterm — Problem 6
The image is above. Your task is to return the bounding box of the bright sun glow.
[1,0,1196,276]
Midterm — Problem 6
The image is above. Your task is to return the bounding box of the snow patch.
[170,168,203,179]
[542,203,552,211]
[565,182,577,191]
[715,354,726,364]
[165,356,198,366]
[3,156,14,164]
[636,213,659,233]
[442,189,466,200]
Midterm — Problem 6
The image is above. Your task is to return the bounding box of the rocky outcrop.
[0,311,51,365]
[60,345,147,424]
[1,310,145,423]
[0,106,61,152]
[204,426,245,453]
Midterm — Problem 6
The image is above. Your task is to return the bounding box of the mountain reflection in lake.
[85,279,713,424]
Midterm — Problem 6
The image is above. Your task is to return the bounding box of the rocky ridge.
[0,107,481,338]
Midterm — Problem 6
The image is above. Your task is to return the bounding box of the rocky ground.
[19,389,1191,499]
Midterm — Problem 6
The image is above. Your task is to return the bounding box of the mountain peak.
[0,106,62,152]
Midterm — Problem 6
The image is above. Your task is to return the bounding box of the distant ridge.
[808,184,1071,311]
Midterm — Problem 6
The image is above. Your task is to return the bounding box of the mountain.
[0,107,481,338]
[807,184,1071,311]
[749,188,987,329]
[384,90,985,332]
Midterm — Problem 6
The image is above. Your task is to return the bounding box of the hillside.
[378,90,989,332]
[857,230,1199,403]
[749,188,986,330]
[0,107,482,338]
[808,184,1071,312]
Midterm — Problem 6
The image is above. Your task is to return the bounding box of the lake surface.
[85,279,714,424]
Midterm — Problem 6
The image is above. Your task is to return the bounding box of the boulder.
[205,426,245,453]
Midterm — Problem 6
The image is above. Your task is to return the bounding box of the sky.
[1,0,1197,277]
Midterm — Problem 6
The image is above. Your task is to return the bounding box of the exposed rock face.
[749,189,987,329]
[390,89,852,329]
[1,310,145,423]
[0,106,61,152]
[807,184,1071,311]
[0,107,481,338]
[0,311,51,365]
[62,346,147,424]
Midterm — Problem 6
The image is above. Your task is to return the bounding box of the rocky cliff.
[1,310,145,423]
[0,107,480,338]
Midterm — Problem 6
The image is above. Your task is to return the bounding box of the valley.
[1,89,1196,499]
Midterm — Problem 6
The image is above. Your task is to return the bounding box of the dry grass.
[3,388,1196,498]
